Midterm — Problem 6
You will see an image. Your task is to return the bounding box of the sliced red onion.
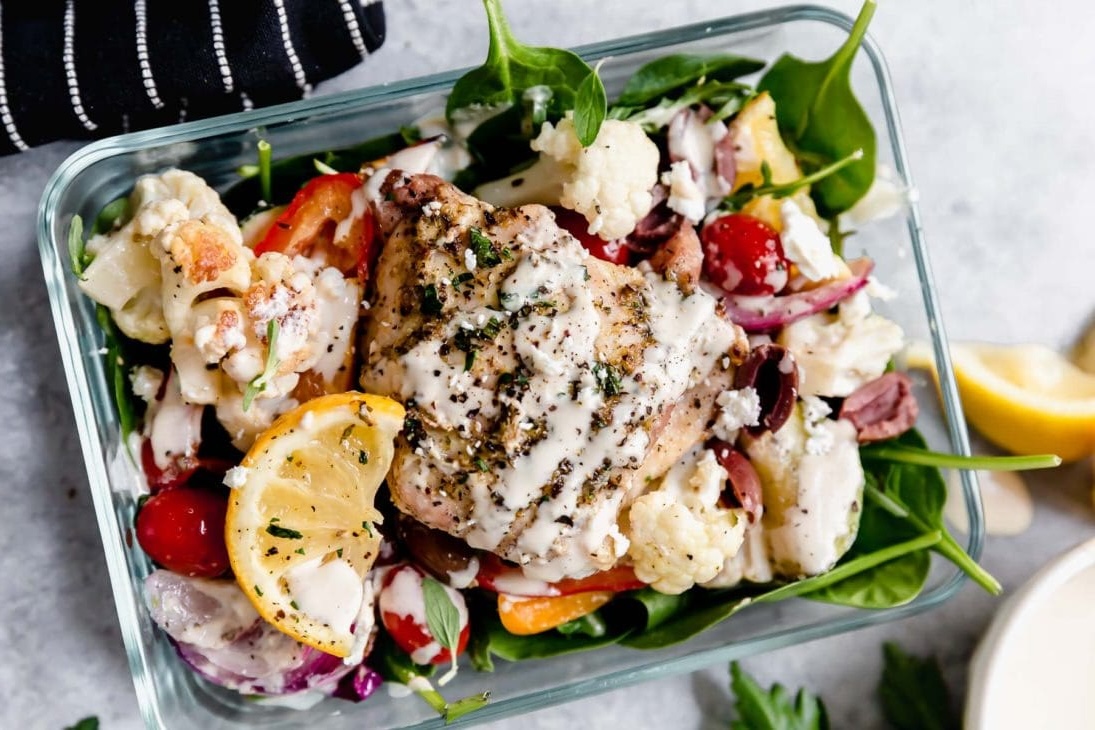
[720,258,874,332]
[332,664,384,703]
[714,130,737,190]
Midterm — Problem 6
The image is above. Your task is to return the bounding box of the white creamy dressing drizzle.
[147,369,202,470]
[311,267,361,382]
[392,204,736,580]
[344,573,379,666]
[285,557,363,637]
[333,185,369,244]
[446,556,480,590]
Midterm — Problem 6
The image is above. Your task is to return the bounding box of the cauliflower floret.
[78,170,241,344]
[475,115,659,241]
[778,290,904,397]
[626,447,746,594]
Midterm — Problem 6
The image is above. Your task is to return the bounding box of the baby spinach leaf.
[556,611,607,638]
[614,52,764,107]
[447,0,603,145]
[757,0,877,216]
[475,610,630,662]
[93,196,131,235]
[622,532,940,649]
[730,662,830,730]
[96,305,140,441]
[805,550,930,609]
[860,430,1002,595]
[879,642,957,730]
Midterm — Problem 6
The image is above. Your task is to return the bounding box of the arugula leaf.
[878,642,957,730]
[757,0,877,216]
[729,662,830,730]
[860,430,1002,595]
[422,576,463,685]
[68,215,88,277]
[612,79,752,130]
[447,0,603,145]
[615,53,764,107]
[242,319,280,411]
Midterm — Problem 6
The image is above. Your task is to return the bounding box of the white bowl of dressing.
[966,537,1095,728]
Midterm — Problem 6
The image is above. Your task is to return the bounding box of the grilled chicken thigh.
[361,171,748,581]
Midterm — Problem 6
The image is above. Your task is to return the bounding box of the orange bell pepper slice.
[497,590,615,636]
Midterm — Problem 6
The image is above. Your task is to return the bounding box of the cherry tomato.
[475,553,646,597]
[700,213,788,295]
[254,173,378,280]
[135,487,230,577]
[379,564,469,665]
[551,206,631,265]
[140,438,197,492]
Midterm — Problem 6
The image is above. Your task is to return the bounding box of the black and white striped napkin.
[0,0,385,155]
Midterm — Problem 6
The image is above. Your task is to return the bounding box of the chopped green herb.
[243,319,281,411]
[290,600,300,611]
[358,449,369,464]
[400,125,423,145]
[469,227,502,268]
[475,457,490,473]
[592,362,623,396]
[465,348,478,372]
[420,283,443,315]
[294,547,306,555]
[481,316,503,339]
[340,424,355,442]
[254,585,264,597]
[336,548,344,558]
[452,271,475,290]
[362,521,374,537]
[266,523,304,540]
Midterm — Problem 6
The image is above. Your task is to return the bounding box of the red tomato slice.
[254,172,378,280]
[135,487,230,578]
[379,564,469,665]
[475,553,646,596]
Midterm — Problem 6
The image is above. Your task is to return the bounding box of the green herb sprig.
[243,319,281,411]
[422,576,464,686]
[721,150,864,213]
[729,661,830,730]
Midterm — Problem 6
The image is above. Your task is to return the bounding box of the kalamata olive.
[733,343,798,435]
[396,514,478,582]
[709,440,764,523]
[838,371,919,442]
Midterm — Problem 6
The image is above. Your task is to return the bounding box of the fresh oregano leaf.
[422,575,462,685]
[573,67,607,146]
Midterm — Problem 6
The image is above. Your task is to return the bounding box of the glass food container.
[37,5,983,728]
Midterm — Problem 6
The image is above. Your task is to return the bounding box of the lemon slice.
[226,392,405,656]
[909,342,1095,461]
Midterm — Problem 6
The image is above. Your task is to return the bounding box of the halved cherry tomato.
[254,173,378,280]
[551,206,631,265]
[497,590,614,636]
[135,487,230,577]
[140,439,198,492]
[700,213,788,295]
[379,564,470,665]
[475,553,646,597]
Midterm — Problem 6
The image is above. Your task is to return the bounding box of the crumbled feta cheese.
[464,248,477,271]
[661,160,706,223]
[779,199,841,281]
[712,387,761,441]
[801,395,835,456]
[223,465,250,489]
[130,366,165,403]
[421,200,443,217]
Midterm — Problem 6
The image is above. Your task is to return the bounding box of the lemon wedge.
[909,342,1095,461]
[225,392,404,656]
